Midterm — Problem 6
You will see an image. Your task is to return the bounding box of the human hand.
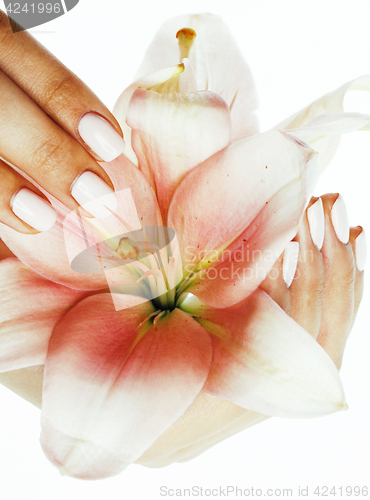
[0,10,124,234]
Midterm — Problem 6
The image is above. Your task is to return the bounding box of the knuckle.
[339,265,356,288]
[29,135,74,177]
[0,9,10,32]
[41,72,81,115]
[0,12,11,45]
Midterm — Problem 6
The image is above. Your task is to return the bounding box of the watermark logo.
[5,0,79,32]
[63,188,183,312]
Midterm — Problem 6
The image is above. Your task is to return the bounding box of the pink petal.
[41,295,212,479]
[135,13,259,140]
[127,87,231,220]
[181,289,347,418]
[168,130,318,308]
[0,259,88,372]
[0,155,160,289]
[0,206,107,291]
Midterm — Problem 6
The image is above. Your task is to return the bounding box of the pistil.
[176,28,196,61]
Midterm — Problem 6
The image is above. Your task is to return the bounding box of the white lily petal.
[113,64,186,165]
[194,289,348,418]
[276,75,370,170]
[135,13,259,140]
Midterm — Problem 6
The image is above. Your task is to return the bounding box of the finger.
[0,69,118,218]
[0,158,57,233]
[349,226,366,330]
[289,196,325,339]
[259,253,290,313]
[317,194,356,369]
[0,10,124,162]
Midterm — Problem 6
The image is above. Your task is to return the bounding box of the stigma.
[176,28,196,61]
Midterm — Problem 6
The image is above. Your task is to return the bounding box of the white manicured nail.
[355,229,367,271]
[11,188,57,231]
[283,241,300,287]
[78,113,125,162]
[331,194,349,244]
[307,198,325,250]
[71,171,118,219]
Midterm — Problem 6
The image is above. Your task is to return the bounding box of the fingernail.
[355,229,367,271]
[307,198,325,250]
[11,188,57,231]
[78,113,125,162]
[71,171,118,219]
[331,194,349,244]
[283,241,300,288]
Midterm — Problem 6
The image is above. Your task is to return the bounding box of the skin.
[0,9,123,233]
[0,194,364,466]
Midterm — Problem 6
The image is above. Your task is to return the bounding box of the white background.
[0,0,370,499]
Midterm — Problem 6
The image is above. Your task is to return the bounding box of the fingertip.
[78,112,125,163]
[11,187,57,233]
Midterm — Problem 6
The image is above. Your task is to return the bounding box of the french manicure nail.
[355,229,367,272]
[307,198,325,250]
[11,188,57,231]
[71,171,118,218]
[78,113,125,162]
[283,241,300,288]
[331,194,350,244]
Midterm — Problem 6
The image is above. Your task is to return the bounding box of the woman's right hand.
[0,10,125,234]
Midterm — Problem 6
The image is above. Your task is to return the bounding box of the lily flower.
[0,13,369,480]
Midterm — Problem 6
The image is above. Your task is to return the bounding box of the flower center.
[72,191,199,322]
[109,223,185,314]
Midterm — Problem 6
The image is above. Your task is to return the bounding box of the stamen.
[96,242,104,273]
[155,251,171,292]
[139,310,161,327]
[136,269,162,283]
[176,28,196,61]
[175,268,207,299]
[142,225,151,256]
[167,256,176,290]
[153,310,168,325]
[176,205,185,248]
[131,260,158,298]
